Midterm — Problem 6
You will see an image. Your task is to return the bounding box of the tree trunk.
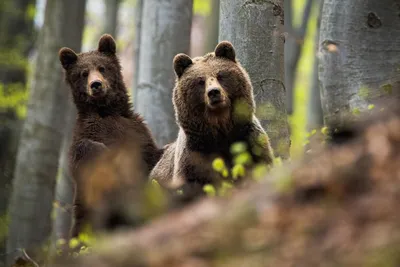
[132,0,143,103]
[51,0,86,247]
[319,0,400,128]
[219,0,290,159]
[103,0,120,37]
[204,0,220,53]
[6,0,85,263]
[136,0,193,146]
[307,0,324,131]
[0,0,36,261]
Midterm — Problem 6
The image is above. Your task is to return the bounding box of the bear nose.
[90,80,103,91]
[207,88,221,99]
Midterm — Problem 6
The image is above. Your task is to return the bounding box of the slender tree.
[319,0,400,128]
[51,0,86,247]
[284,0,313,115]
[219,0,290,159]
[7,0,86,263]
[136,0,193,146]
[204,0,220,53]
[103,0,120,37]
[132,0,143,102]
[0,1,36,259]
[307,0,324,131]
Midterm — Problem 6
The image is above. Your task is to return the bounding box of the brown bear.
[58,34,163,237]
[150,41,274,201]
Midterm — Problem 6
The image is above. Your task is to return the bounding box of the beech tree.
[219,0,290,159]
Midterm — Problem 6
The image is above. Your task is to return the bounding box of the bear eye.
[217,72,226,81]
[99,66,105,73]
[197,78,205,86]
[82,71,89,78]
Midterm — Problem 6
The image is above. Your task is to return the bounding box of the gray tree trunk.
[204,0,220,53]
[7,0,85,263]
[0,1,36,261]
[136,0,193,146]
[132,0,143,103]
[319,0,400,128]
[219,0,290,159]
[103,0,120,37]
[307,0,324,131]
[51,0,86,248]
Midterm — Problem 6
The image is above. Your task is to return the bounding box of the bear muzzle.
[206,87,228,110]
[87,70,107,97]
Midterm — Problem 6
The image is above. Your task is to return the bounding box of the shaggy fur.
[150,41,274,201]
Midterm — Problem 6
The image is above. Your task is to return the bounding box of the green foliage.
[358,86,370,99]
[25,3,36,21]
[381,84,393,95]
[230,142,248,155]
[212,157,226,172]
[0,82,28,118]
[0,49,28,69]
[352,107,361,116]
[368,104,375,110]
[321,126,329,135]
[203,184,216,197]
[193,0,211,16]
[0,213,9,246]
[231,164,245,180]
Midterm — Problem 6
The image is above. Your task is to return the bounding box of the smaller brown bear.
[150,41,274,201]
[59,34,163,237]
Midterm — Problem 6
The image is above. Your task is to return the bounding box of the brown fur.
[59,34,163,237]
[150,41,274,201]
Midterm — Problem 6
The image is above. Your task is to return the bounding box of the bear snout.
[206,87,228,109]
[87,70,107,97]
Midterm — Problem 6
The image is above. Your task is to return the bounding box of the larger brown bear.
[150,41,274,200]
[59,34,162,237]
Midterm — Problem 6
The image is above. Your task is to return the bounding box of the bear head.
[59,34,128,113]
[172,41,255,134]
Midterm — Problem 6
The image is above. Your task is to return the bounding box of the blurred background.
[1,0,399,266]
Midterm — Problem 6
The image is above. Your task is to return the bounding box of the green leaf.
[203,184,216,197]
[232,164,245,180]
[212,157,226,172]
[230,142,248,155]
[234,152,253,166]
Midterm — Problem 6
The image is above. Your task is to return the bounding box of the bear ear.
[214,41,236,62]
[59,47,78,69]
[98,34,116,55]
[173,53,193,78]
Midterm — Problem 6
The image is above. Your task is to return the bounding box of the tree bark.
[319,0,400,128]
[6,0,85,263]
[51,0,86,247]
[307,0,324,131]
[136,0,193,146]
[103,0,120,38]
[219,0,290,159]
[132,0,143,103]
[0,1,36,261]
